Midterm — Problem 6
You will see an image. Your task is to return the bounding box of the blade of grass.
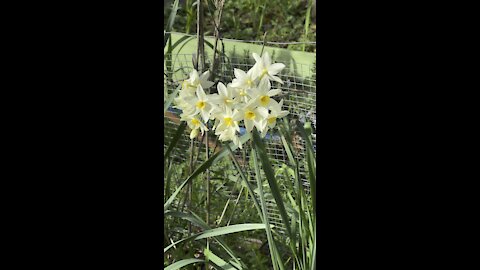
[194,223,272,240]
[164,258,204,270]
[303,0,313,51]
[164,0,180,48]
[217,198,230,226]
[164,158,175,202]
[311,228,316,270]
[164,231,201,253]
[164,35,194,57]
[204,248,237,270]
[225,185,244,226]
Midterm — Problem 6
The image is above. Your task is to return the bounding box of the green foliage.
[164,0,316,52]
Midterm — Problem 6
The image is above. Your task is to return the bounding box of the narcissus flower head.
[251,52,286,84]
[173,53,290,146]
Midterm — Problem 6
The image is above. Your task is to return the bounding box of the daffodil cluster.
[173,52,289,149]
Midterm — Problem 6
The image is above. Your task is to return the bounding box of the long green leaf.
[164,258,204,270]
[194,223,271,240]
[278,125,296,167]
[164,35,195,58]
[204,248,239,270]
[164,0,180,48]
[252,148,283,270]
[297,122,316,213]
[171,35,192,53]
[164,158,175,202]
[311,229,316,270]
[164,231,201,253]
[251,129,292,239]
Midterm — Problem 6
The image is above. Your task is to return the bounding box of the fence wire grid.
[164,52,316,234]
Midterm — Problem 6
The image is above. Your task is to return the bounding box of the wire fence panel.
[164,52,316,234]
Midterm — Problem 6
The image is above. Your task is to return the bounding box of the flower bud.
[190,128,199,140]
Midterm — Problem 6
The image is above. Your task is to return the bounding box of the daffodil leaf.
[164,258,204,270]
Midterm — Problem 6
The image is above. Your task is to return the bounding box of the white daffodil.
[182,69,215,94]
[185,86,215,122]
[233,87,250,104]
[213,107,243,149]
[247,77,282,109]
[233,99,268,133]
[210,82,237,109]
[181,115,208,140]
[214,107,240,135]
[230,68,257,90]
[174,84,196,112]
[218,127,243,149]
[266,99,289,129]
[251,52,285,84]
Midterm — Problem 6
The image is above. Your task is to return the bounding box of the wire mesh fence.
[164,52,316,234]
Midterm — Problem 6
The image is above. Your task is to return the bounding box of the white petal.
[256,107,269,118]
[190,69,199,81]
[257,77,271,93]
[232,110,243,121]
[217,82,227,97]
[234,68,246,79]
[250,64,261,81]
[200,110,210,122]
[196,86,207,100]
[201,81,215,89]
[200,70,210,81]
[267,89,282,97]
[254,119,266,132]
[209,94,222,104]
[270,75,284,84]
[252,53,262,63]
[246,88,257,98]
[268,99,280,110]
[216,123,226,134]
[230,80,242,88]
[268,63,285,75]
[246,96,259,108]
[245,119,254,132]
[262,52,271,66]
[278,111,289,118]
